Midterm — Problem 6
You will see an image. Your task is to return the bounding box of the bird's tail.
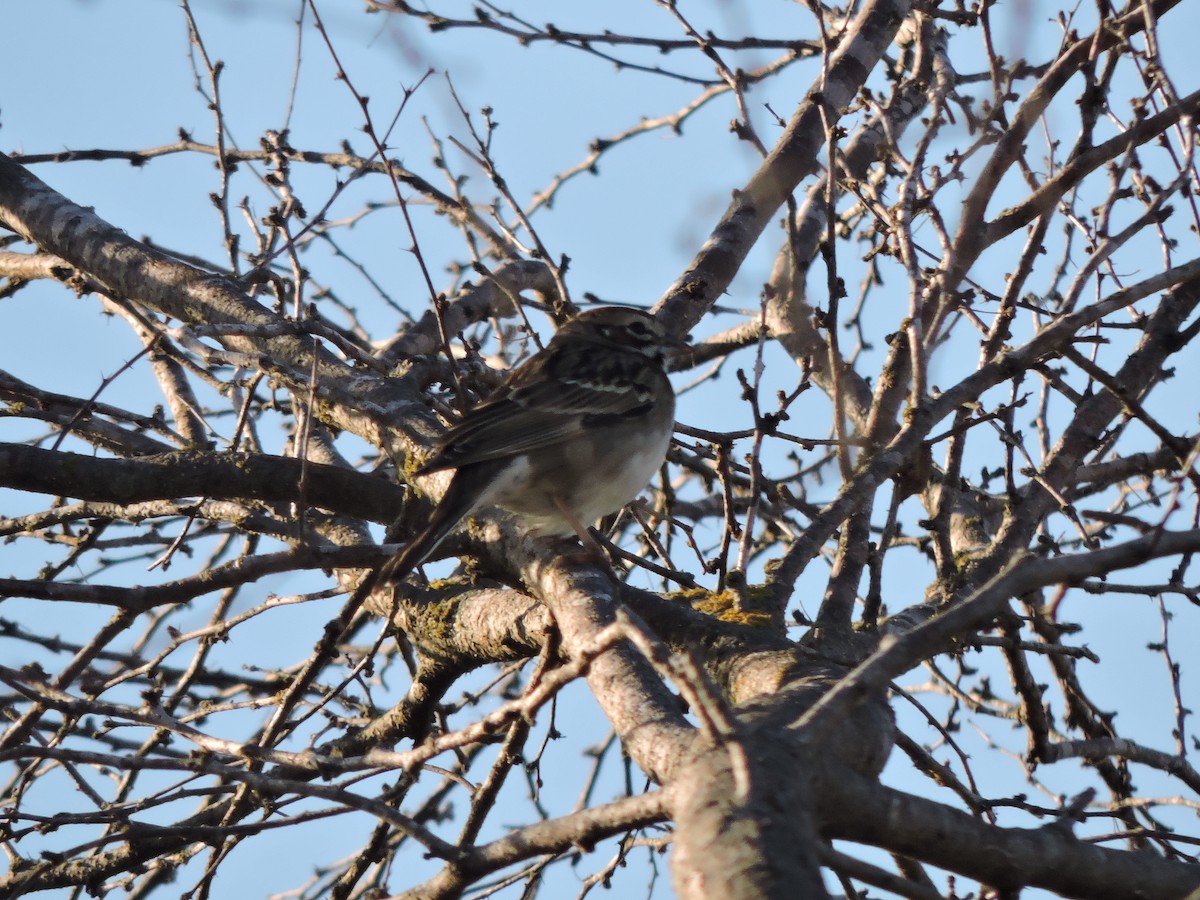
[376,502,461,585]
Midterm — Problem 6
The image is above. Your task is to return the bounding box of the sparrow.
[379,305,679,583]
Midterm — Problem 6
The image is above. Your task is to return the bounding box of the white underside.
[486,425,672,536]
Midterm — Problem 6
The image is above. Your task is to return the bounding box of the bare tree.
[2,1,1199,897]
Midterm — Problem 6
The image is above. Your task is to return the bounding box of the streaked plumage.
[379,306,677,582]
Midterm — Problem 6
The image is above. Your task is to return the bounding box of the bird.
[378,305,679,584]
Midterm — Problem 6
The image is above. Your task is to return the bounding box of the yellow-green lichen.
[666,586,775,628]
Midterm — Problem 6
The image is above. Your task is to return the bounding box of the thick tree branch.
[818,765,1200,899]
[0,443,404,524]
[656,0,914,330]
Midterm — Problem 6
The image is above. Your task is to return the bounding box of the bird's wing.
[417,348,653,472]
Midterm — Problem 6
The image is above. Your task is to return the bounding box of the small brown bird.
[379,306,678,582]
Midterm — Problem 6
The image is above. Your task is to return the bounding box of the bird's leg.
[551,496,620,578]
